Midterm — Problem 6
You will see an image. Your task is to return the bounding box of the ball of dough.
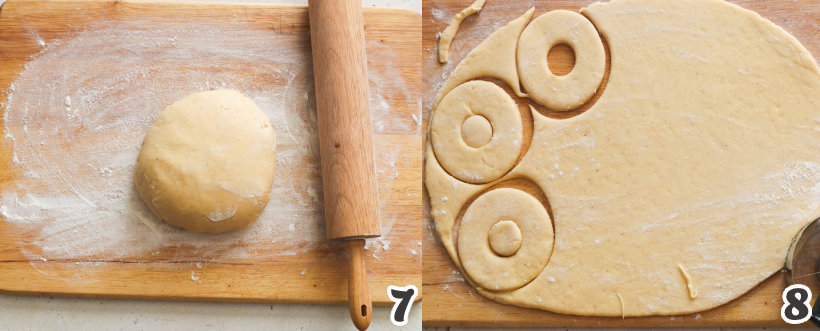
[135,90,276,234]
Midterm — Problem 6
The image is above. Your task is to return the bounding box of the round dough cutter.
[786,217,820,326]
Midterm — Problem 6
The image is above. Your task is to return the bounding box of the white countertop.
[0,1,419,330]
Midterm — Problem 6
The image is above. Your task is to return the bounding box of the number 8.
[782,284,812,324]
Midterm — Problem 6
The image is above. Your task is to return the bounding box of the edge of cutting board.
[420,0,819,326]
[0,0,421,306]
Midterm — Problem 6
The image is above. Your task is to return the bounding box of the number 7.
[387,285,419,326]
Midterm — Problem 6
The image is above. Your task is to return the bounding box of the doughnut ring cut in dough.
[135,89,276,234]
[458,188,554,291]
[431,80,522,184]
[517,10,606,111]
[426,0,820,317]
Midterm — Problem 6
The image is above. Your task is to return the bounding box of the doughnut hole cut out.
[461,114,493,148]
[488,220,523,257]
[547,43,575,76]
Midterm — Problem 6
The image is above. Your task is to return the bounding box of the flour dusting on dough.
[207,206,238,222]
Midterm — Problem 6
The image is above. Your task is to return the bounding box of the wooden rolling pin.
[308,0,382,330]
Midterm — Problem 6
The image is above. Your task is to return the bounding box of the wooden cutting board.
[0,0,421,305]
[422,0,820,327]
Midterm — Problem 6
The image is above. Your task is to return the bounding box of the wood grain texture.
[346,239,372,330]
[309,0,381,240]
[0,0,421,305]
[309,1,381,327]
[422,0,820,326]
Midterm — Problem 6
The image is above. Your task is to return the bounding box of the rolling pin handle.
[346,239,372,330]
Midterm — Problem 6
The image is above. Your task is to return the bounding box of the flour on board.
[0,21,418,265]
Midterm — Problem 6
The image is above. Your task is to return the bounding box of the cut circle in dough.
[135,89,276,234]
[458,188,554,291]
[461,114,493,148]
[431,80,522,184]
[426,0,820,317]
[517,10,606,111]
[488,220,522,257]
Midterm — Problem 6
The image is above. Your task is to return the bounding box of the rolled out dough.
[135,90,276,234]
[426,0,820,316]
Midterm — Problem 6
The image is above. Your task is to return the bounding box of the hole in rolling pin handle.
[361,304,367,317]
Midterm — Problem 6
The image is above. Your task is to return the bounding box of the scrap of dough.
[135,90,276,234]
[678,264,699,299]
[426,0,820,316]
[434,8,534,108]
[438,0,486,64]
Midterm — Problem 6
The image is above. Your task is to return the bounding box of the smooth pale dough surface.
[135,89,276,234]
[488,220,523,257]
[426,0,820,316]
[460,115,493,148]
